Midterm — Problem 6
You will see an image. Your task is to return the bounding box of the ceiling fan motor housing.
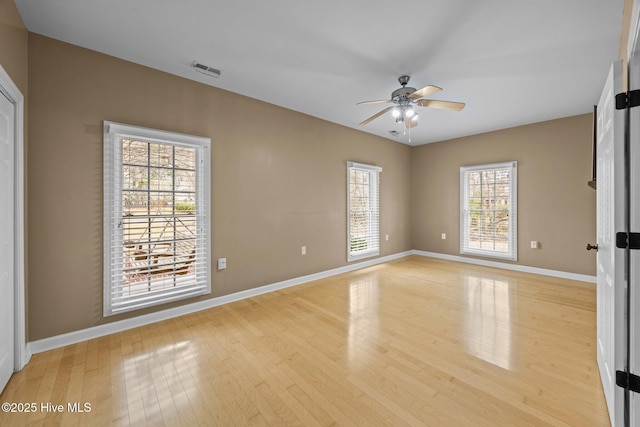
[393,75,417,103]
[392,87,417,103]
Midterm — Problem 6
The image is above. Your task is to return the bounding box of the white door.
[628,53,640,427]
[596,60,625,427]
[0,90,14,393]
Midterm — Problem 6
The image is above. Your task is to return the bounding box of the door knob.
[586,243,598,251]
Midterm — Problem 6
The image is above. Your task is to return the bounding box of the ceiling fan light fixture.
[405,106,415,118]
[391,107,401,118]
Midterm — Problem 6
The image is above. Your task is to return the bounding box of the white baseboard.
[28,249,594,355]
[29,251,412,355]
[19,344,31,370]
[412,250,596,283]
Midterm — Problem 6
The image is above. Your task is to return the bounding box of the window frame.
[103,121,211,316]
[460,161,517,261]
[347,161,382,262]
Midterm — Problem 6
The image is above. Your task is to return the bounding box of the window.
[103,121,211,316]
[347,161,381,262]
[460,161,517,260]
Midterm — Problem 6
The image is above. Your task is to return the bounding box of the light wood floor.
[0,256,609,426]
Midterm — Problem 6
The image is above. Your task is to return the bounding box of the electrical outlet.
[217,258,227,270]
[301,246,306,255]
[385,234,389,241]
[441,233,446,240]
[530,241,539,249]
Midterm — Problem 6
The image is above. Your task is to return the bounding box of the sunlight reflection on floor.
[463,275,515,370]
[121,340,198,423]
[348,276,379,367]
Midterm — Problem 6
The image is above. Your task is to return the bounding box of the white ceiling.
[14,0,624,145]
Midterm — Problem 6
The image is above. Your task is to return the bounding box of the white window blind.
[460,161,517,261]
[103,121,211,316]
[347,161,381,262]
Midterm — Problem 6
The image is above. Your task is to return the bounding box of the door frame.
[0,64,28,372]
[627,3,640,425]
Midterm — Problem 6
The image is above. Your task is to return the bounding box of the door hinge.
[616,89,640,109]
[616,371,640,393]
[616,232,640,249]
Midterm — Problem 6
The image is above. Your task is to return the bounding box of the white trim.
[104,121,210,147]
[459,161,515,173]
[627,8,640,426]
[347,161,382,173]
[29,251,412,354]
[412,250,596,283]
[28,248,594,354]
[103,121,212,316]
[347,161,382,262]
[460,161,517,261]
[0,65,29,370]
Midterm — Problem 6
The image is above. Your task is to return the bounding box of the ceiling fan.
[357,75,465,129]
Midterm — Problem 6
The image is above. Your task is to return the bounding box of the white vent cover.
[192,62,221,78]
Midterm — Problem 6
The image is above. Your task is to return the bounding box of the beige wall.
[411,114,596,276]
[26,34,412,340]
[0,0,27,94]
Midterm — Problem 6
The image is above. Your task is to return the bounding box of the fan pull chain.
[402,124,412,143]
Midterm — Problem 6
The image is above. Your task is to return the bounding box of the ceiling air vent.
[388,130,400,137]
[192,62,221,78]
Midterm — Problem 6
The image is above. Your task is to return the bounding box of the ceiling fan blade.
[410,85,442,99]
[416,99,465,111]
[359,106,395,125]
[356,99,391,105]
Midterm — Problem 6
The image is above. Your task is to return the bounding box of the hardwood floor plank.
[0,256,610,426]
